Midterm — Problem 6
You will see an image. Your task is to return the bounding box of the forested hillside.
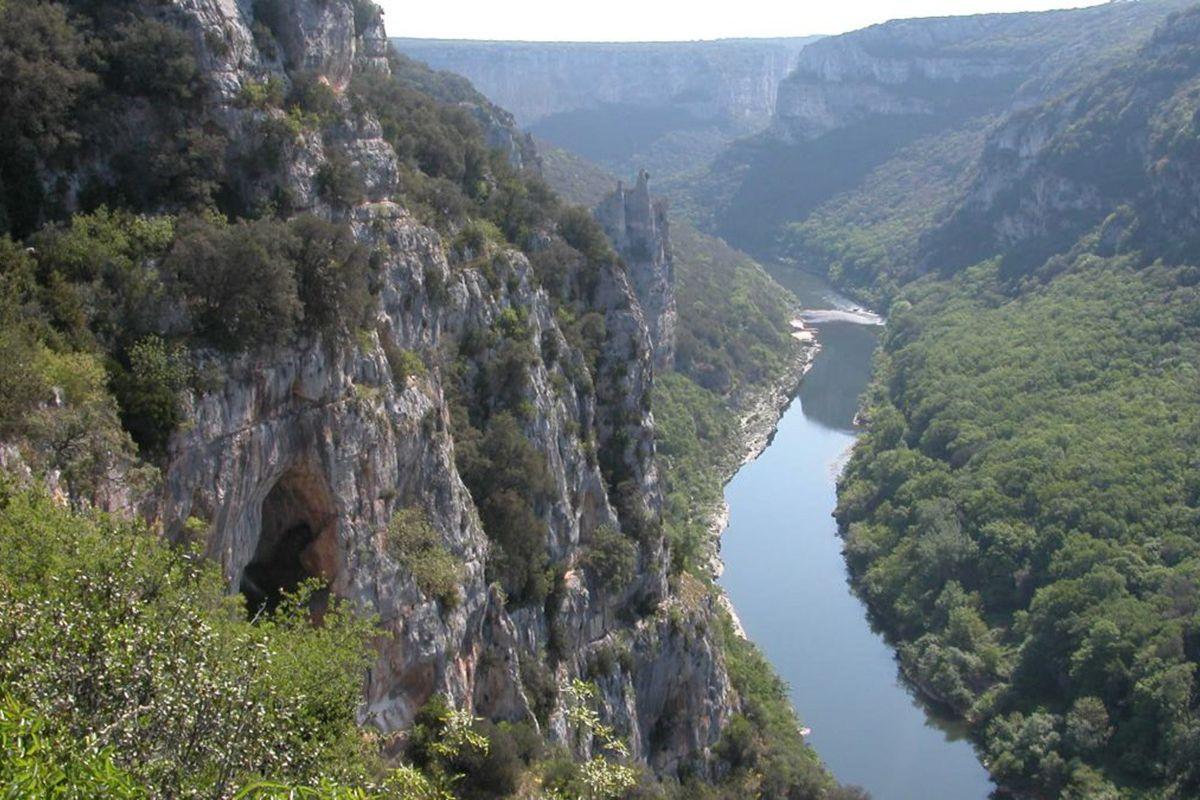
[674,0,1192,302]
[829,4,1200,796]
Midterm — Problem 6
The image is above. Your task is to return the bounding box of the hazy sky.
[379,0,1107,41]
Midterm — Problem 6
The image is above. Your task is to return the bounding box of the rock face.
[595,170,676,371]
[688,0,1190,259]
[919,3,1200,274]
[76,0,738,776]
[770,3,1194,143]
[394,37,816,130]
[392,37,817,179]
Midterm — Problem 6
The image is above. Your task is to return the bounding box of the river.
[718,267,994,800]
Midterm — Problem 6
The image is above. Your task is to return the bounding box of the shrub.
[287,72,339,121]
[111,335,192,455]
[455,412,555,606]
[382,339,426,387]
[0,1,98,237]
[238,78,285,110]
[0,697,142,799]
[290,214,372,332]
[168,215,300,350]
[105,18,201,102]
[455,219,505,259]
[583,525,637,593]
[315,148,366,208]
[558,207,615,267]
[0,488,378,797]
[29,207,176,349]
[386,507,463,609]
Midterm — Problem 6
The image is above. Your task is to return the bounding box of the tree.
[583,525,637,593]
[290,214,371,333]
[168,215,301,350]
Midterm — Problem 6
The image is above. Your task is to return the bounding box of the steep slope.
[0,0,839,795]
[921,4,1200,277]
[831,5,1200,797]
[393,37,817,180]
[681,0,1190,274]
[541,145,809,573]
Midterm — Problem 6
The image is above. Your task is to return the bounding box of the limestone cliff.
[770,2,1193,143]
[686,0,1190,260]
[393,37,815,131]
[919,3,1200,275]
[17,0,739,776]
[595,170,676,372]
[392,37,817,179]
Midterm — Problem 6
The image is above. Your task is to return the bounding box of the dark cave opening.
[240,521,321,617]
[240,467,337,621]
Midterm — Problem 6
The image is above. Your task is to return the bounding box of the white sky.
[378,0,1108,42]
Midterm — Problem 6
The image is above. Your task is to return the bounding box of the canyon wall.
[24,0,743,776]
[392,37,817,179]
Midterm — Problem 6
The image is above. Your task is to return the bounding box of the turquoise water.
[718,268,994,800]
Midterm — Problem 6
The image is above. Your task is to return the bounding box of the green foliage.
[0,297,147,503]
[454,218,505,258]
[406,695,546,800]
[781,121,988,307]
[288,72,340,122]
[289,214,373,333]
[386,507,463,609]
[582,524,637,593]
[0,487,379,797]
[670,222,793,393]
[111,335,192,455]
[0,208,372,465]
[29,206,177,350]
[455,412,554,606]
[542,680,638,800]
[0,0,98,237]
[168,213,373,350]
[839,255,1200,794]
[652,372,735,574]
[383,341,426,388]
[0,1,237,227]
[557,207,615,268]
[238,77,285,110]
[349,53,560,252]
[0,696,143,799]
[106,18,201,102]
[316,148,366,209]
[168,214,301,349]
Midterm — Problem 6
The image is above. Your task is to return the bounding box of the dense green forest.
[829,4,1200,796]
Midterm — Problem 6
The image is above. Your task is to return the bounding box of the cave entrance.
[240,466,338,622]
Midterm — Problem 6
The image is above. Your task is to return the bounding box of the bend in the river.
[718,266,994,800]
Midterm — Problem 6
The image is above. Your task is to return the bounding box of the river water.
[718,267,994,800]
